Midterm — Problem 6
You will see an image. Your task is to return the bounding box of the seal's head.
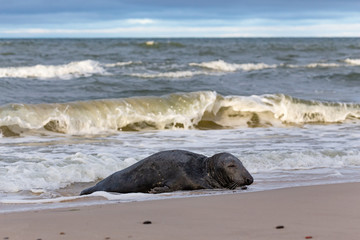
[209,152,253,189]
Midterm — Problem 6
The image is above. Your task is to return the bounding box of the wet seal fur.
[80,150,253,195]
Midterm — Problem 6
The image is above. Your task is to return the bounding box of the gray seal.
[80,150,253,195]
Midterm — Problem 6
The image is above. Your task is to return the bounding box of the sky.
[0,0,360,38]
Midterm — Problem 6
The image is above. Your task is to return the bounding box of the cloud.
[2,0,360,23]
[1,0,360,37]
[1,19,360,37]
[125,19,156,25]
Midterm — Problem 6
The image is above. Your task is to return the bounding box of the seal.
[80,150,253,195]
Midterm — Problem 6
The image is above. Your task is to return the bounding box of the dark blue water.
[1,38,360,105]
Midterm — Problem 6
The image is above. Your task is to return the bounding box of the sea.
[1,38,360,212]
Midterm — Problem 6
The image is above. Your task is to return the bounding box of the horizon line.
[1,36,360,39]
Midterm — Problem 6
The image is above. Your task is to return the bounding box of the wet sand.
[1,182,360,240]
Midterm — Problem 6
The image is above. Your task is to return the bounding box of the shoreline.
[2,182,360,240]
[1,180,357,214]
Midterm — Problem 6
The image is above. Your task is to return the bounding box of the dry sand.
[1,182,360,240]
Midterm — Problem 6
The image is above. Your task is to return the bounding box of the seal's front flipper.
[80,186,96,195]
[149,186,171,194]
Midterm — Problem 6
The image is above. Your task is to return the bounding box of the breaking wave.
[0,60,107,80]
[129,71,206,78]
[0,152,138,193]
[1,58,359,80]
[1,91,359,137]
[190,59,360,72]
[304,63,341,68]
[138,41,185,48]
[189,60,276,72]
[344,58,360,66]
[104,61,141,67]
[0,60,141,80]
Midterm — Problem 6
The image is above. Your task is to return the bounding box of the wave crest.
[1,92,359,137]
[2,58,360,81]
[129,71,206,78]
[344,58,360,66]
[104,61,140,67]
[190,60,277,72]
[0,60,107,80]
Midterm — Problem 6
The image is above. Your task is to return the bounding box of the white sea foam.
[344,58,360,66]
[286,59,360,68]
[104,61,140,67]
[0,60,107,80]
[305,63,341,68]
[244,150,360,173]
[0,192,156,205]
[129,70,207,78]
[0,196,84,204]
[145,41,156,46]
[286,62,341,68]
[0,152,137,192]
[189,60,276,72]
[193,59,360,71]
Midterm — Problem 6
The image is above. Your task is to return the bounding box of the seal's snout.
[245,177,253,185]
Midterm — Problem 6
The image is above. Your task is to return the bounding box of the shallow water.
[1,38,360,212]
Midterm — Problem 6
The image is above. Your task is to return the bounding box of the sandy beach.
[1,182,360,240]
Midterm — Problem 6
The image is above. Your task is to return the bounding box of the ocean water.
[1,38,360,212]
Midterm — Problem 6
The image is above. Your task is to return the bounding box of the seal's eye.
[228,164,236,168]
